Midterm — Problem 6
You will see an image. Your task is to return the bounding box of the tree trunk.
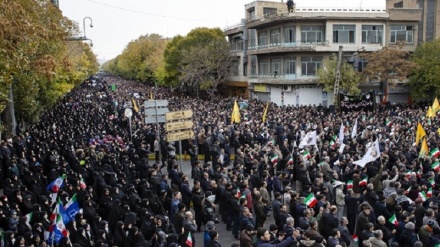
[1,83,17,138]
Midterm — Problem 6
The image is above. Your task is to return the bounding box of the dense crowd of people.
[0,75,439,247]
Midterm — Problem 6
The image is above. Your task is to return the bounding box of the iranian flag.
[352,235,359,245]
[347,180,353,189]
[287,156,293,165]
[79,178,87,189]
[405,186,412,195]
[430,148,440,158]
[24,212,33,225]
[430,179,436,188]
[407,119,412,125]
[304,194,318,208]
[386,119,392,127]
[359,177,368,186]
[46,174,66,193]
[388,214,398,227]
[432,161,440,172]
[428,188,433,198]
[50,214,68,244]
[405,171,415,179]
[329,140,336,148]
[270,154,279,164]
[185,231,193,247]
[302,150,311,159]
[419,191,428,202]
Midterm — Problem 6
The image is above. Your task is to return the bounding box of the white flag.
[339,123,345,144]
[351,119,358,138]
[299,131,317,148]
[353,139,381,167]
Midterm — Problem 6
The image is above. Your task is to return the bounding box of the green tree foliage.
[0,0,98,135]
[316,54,362,95]
[162,28,232,96]
[360,45,417,85]
[103,34,167,83]
[407,39,440,100]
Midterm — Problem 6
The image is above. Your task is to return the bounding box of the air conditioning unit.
[283,85,293,91]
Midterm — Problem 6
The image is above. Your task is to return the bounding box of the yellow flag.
[131,98,139,113]
[415,122,426,146]
[419,138,429,157]
[433,98,440,113]
[262,102,269,122]
[231,100,241,124]
[150,91,154,101]
[438,128,440,136]
[427,106,435,118]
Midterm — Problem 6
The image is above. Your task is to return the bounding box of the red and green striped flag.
[428,188,433,198]
[287,156,293,165]
[185,231,193,247]
[405,186,412,195]
[430,179,435,188]
[347,180,353,189]
[386,119,392,127]
[432,161,440,172]
[352,234,359,245]
[301,150,311,159]
[304,194,318,208]
[270,154,279,164]
[389,214,398,227]
[419,191,428,202]
[430,148,440,158]
[359,177,368,186]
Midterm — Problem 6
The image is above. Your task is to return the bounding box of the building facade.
[223,0,433,106]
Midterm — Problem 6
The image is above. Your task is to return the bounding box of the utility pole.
[333,46,343,111]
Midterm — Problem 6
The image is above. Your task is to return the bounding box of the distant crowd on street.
[1,75,440,247]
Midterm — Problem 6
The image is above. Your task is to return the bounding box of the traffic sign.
[145,115,166,124]
[124,108,133,118]
[145,108,169,115]
[165,120,194,132]
[165,110,193,121]
[144,100,169,108]
[167,130,195,142]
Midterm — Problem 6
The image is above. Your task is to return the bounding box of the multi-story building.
[223,0,429,106]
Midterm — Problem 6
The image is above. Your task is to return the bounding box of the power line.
[85,0,219,22]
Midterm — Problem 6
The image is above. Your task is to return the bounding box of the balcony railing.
[248,41,329,50]
[250,73,298,80]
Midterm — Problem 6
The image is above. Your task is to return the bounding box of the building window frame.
[258,31,268,47]
[271,58,281,75]
[390,25,414,44]
[259,59,270,75]
[301,25,324,44]
[301,56,322,76]
[270,28,281,46]
[283,57,296,75]
[283,26,296,44]
[361,25,383,44]
[333,25,356,43]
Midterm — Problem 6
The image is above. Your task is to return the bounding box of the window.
[250,56,257,75]
[301,56,322,76]
[283,57,296,74]
[362,25,383,44]
[394,1,403,8]
[301,26,324,44]
[263,8,277,16]
[271,58,281,75]
[259,31,268,47]
[259,59,270,75]
[248,8,256,20]
[333,25,355,43]
[270,29,281,45]
[249,29,257,48]
[229,60,239,76]
[390,25,414,44]
[284,26,296,43]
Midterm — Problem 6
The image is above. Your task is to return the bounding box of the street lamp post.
[83,17,93,39]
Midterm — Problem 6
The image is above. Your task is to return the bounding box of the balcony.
[249,73,318,85]
[247,41,328,55]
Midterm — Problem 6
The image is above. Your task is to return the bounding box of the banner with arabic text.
[339,92,375,112]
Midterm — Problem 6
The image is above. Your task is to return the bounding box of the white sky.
[59,0,251,61]
[59,0,385,61]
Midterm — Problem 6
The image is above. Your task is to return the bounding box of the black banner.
[339,92,375,112]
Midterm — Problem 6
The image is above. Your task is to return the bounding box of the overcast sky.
[60,0,251,61]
